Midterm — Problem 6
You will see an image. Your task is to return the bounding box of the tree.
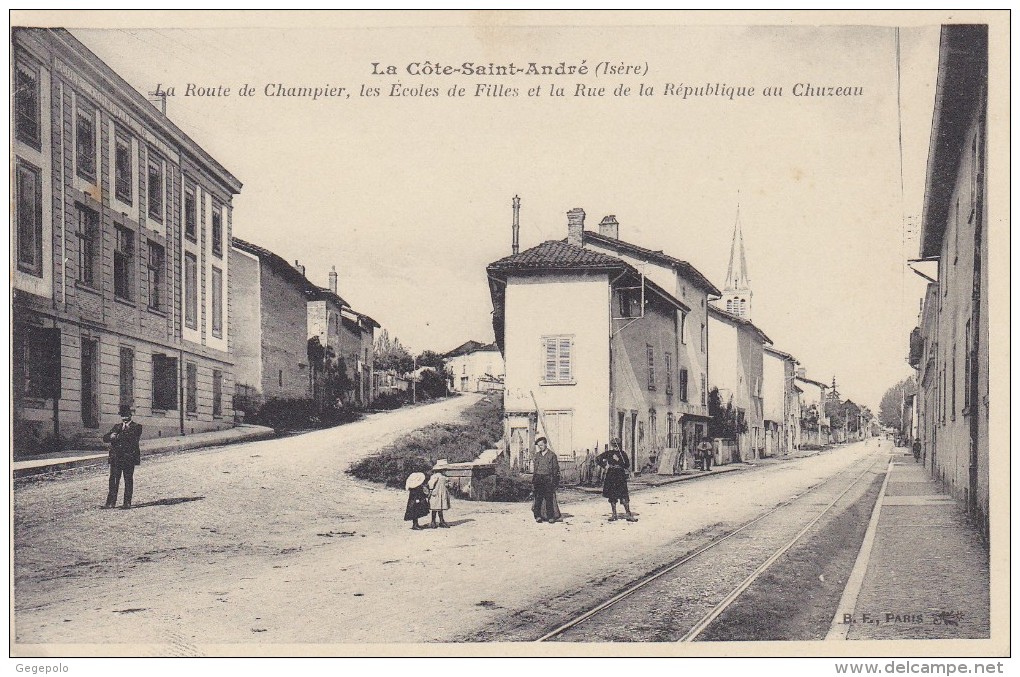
[374,329,413,373]
[416,350,447,370]
[708,387,746,439]
[878,376,917,430]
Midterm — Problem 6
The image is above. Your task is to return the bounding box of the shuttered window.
[542,336,574,384]
[679,368,689,402]
[646,345,655,390]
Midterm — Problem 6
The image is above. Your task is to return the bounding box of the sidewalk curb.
[12,425,276,479]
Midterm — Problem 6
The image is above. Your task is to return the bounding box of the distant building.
[12,28,242,452]
[444,341,504,393]
[763,346,800,456]
[913,25,989,532]
[795,371,831,448]
[488,208,704,476]
[720,206,753,320]
[230,238,314,403]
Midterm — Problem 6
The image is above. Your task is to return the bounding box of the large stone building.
[911,25,989,533]
[12,28,242,453]
[444,340,504,393]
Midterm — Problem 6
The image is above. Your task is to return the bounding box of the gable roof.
[708,304,773,345]
[445,340,485,358]
[582,231,722,296]
[232,237,317,292]
[795,374,829,389]
[487,240,631,274]
[764,345,799,363]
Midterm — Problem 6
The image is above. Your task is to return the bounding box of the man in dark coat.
[102,405,143,509]
[531,437,561,523]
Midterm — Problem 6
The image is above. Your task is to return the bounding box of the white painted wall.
[446,349,504,392]
[503,273,611,456]
[708,314,739,403]
[763,351,787,423]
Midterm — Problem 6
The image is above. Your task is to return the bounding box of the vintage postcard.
[8,10,1009,664]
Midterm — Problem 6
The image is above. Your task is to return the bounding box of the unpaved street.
[14,410,887,650]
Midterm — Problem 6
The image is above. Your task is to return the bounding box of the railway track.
[536,448,889,642]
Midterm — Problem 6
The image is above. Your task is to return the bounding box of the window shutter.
[558,338,572,381]
[544,338,557,381]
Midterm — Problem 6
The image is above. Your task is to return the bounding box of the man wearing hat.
[102,406,143,509]
[531,437,560,523]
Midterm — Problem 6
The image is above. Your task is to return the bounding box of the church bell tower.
[722,203,752,319]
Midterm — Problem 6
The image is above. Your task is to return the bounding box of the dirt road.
[14,412,886,651]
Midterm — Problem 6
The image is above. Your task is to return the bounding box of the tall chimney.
[599,215,619,239]
[329,265,338,294]
[567,208,585,247]
[796,367,806,379]
[294,260,305,277]
[511,195,521,255]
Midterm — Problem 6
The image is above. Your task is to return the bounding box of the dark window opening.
[147,154,164,221]
[185,253,198,329]
[148,241,165,311]
[119,347,134,410]
[77,204,101,288]
[186,362,198,414]
[152,354,178,410]
[16,161,43,276]
[115,134,133,203]
[15,59,41,149]
[114,226,135,301]
[76,106,97,181]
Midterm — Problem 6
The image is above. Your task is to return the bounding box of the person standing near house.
[427,462,451,528]
[101,406,143,509]
[596,440,637,522]
[697,436,715,471]
[531,437,561,523]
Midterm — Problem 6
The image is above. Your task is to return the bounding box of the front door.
[80,339,100,428]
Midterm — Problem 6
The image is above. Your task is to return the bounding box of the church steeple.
[722,201,752,319]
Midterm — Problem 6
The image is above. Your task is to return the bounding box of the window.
[964,320,972,410]
[16,161,43,276]
[119,347,134,410]
[211,266,223,337]
[212,369,222,417]
[542,335,574,384]
[951,346,957,421]
[701,374,708,406]
[680,312,688,344]
[184,185,197,240]
[701,323,706,352]
[75,103,97,182]
[185,253,198,329]
[212,205,223,256]
[665,352,674,397]
[15,59,41,148]
[148,242,165,311]
[152,354,178,410]
[186,362,198,414]
[76,204,100,288]
[646,345,656,390]
[147,153,164,221]
[115,133,133,203]
[278,369,283,387]
[114,226,135,301]
[17,326,60,399]
[615,287,642,318]
[679,368,689,402]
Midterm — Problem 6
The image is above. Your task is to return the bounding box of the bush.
[473,470,533,502]
[373,391,409,410]
[248,398,362,432]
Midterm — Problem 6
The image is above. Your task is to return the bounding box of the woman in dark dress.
[595,440,638,522]
[404,472,430,530]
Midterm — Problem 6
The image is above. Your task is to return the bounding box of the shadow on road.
[128,496,205,509]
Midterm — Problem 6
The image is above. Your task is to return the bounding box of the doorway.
[80,338,100,428]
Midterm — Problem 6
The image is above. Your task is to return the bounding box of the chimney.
[328,265,338,294]
[294,259,306,277]
[567,208,585,247]
[511,195,521,255]
[796,367,806,379]
[599,215,619,239]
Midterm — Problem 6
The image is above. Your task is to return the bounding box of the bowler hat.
[119,405,133,418]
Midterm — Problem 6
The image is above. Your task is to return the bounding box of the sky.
[69,18,942,410]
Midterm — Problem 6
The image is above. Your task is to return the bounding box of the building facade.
[912,25,989,532]
[708,305,770,460]
[12,28,241,452]
[306,266,378,408]
[445,341,505,393]
[581,216,719,471]
[488,208,698,477]
[230,238,313,402]
[795,371,831,448]
[763,346,800,456]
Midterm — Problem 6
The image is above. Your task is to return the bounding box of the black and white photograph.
[8,10,1008,666]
